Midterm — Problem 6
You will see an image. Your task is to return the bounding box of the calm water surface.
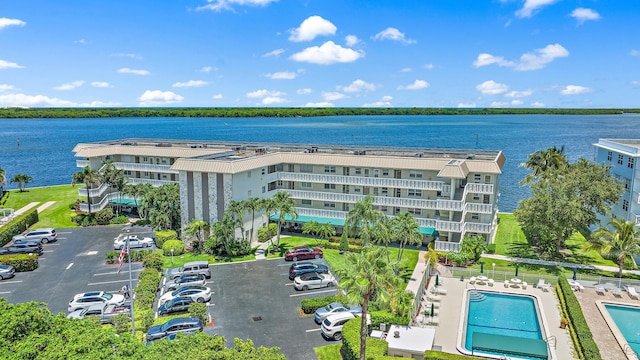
[2,114,640,211]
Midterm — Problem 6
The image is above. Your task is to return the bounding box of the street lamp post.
[492,263,496,279]
[171,249,174,264]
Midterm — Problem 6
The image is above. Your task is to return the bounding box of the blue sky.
[0,0,638,108]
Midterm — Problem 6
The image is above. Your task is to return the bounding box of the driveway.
[205,258,337,360]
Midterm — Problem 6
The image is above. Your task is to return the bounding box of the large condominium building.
[74,139,505,252]
[594,139,640,226]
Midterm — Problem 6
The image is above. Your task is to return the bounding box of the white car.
[113,234,155,250]
[158,285,211,306]
[68,291,126,313]
[293,272,337,291]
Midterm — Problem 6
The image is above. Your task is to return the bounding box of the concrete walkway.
[405,250,428,295]
[482,253,628,274]
[254,235,290,260]
[36,201,56,213]
[14,202,40,216]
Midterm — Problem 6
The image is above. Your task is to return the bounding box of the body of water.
[2,114,640,211]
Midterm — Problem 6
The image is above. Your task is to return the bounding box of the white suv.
[321,312,371,341]
[12,228,57,244]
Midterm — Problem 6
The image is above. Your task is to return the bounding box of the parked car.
[146,317,203,342]
[314,302,362,324]
[0,243,42,255]
[164,260,211,280]
[113,234,155,250]
[67,303,130,324]
[293,272,337,291]
[0,265,15,280]
[321,312,370,341]
[163,273,206,293]
[12,228,57,244]
[289,261,329,280]
[159,285,211,306]
[284,246,323,261]
[158,296,194,315]
[68,291,126,312]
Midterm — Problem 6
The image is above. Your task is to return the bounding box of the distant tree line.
[0,107,638,119]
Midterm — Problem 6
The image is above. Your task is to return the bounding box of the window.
[623,177,631,190]
[324,166,336,173]
[300,182,312,189]
[301,199,312,205]
[618,154,624,165]
[247,171,251,178]
[373,188,379,195]
[247,190,252,197]
[471,213,479,221]
[607,151,613,161]
[143,157,148,162]
[300,164,313,173]
[382,169,389,176]
[355,168,362,175]
[261,168,266,175]
[374,169,380,178]
[629,157,635,169]
[364,168,370,177]
[381,206,388,212]
[324,202,336,208]
[473,194,480,201]
[623,199,629,211]
[408,189,422,197]
[124,170,132,176]
[473,174,481,182]
[354,186,361,193]
[485,175,491,184]
[324,183,336,190]
[408,208,421,215]
[409,170,423,178]
[277,180,283,186]
[381,187,388,196]
[262,186,266,194]
[143,172,149,177]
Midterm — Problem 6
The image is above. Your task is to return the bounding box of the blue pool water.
[604,304,640,356]
[465,291,544,359]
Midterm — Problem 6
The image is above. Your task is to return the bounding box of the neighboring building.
[594,139,640,226]
[74,139,505,252]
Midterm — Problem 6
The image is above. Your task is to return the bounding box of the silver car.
[12,228,57,244]
[68,291,126,313]
[113,234,154,250]
[293,272,337,291]
[159,285,211,306]
[0,265,15,280]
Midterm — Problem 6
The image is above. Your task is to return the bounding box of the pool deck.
[429,272,576,359]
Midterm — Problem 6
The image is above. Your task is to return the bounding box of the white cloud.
[511,100,524,106]
[345,35,359,47]
[363,96,393,107]
[457,102,476,108]
[74,39,88,45]
[372,27,415,44]
[0,18,26,29]
[504,90,532,98]
[632,81,640,86]
[212,94,223,99]
[53,80,85,91]
[118,68,150,75]
[560,85,592,95]
[0,59,24,69]
[297,88,312,95]
[476,80,509,95]
[246,89,285,98]
[0,93,118,107]
[340,79,376,93]
[490,101,509,107]
[200,66,217,72]
[570,8,600,24]
[261,96,288,105]
[400,68,412,73]
[172,80,209,88]
[262,49,285,58]
[290,41,364,65]
[515,0,559,18]
[305,102,334,107]
[266,71,297,80]
[473,44,569,71]
[398,80,429,90]
[91,81,112,88]
[424,63,434,70]
[111,53,142,60]
[138,90,184,106]
[197,0,278,12]
[531,101,545,107]
[322,91,347,101]
[289,16,337,42]
[630,50,640,57]
[0,84,15,92]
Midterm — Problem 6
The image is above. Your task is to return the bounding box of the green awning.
[270,214,345,227]
[472,332,548,359]
[109,198,139,206]
[419,227,439,236]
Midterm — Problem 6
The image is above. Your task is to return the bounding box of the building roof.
[386,324,435,354]
[73,143,226,158]
[594,139,640,157]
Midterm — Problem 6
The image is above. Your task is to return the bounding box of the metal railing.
[77,183,110,197]
[277,171,446,190]
[112,162,178,174]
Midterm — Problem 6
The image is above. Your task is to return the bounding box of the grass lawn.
[1,185,82,229]
[314,344,341,360]
[156,249,215,269]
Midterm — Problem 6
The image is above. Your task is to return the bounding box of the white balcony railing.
[127,178,176,187]
[78,192,119,213]
[76,159,90,168]
[277,172,445,191]
[112,162,178,174]
[434,241,460,252]
[464,202,493,214]
[77,183,110,198]
[464,222,492,234]
[465,183,494,194]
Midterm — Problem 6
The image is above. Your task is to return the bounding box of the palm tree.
[185,220,210,254]
[372,216,393,263]
[0,167,6,186]
[520,145,569,184]
[316,223,336,245]
[245,197,262,244]
[302,221,319,240]
[10,174,33,192]
[272,191,297,249]
[211,215,236,256]
[226,200,248,243]
[345,194,383,246]
[72,166,101,214]
[101,162,128,214]
[583,218,640,278]
[336,246,400,360]
[391,212,423,264]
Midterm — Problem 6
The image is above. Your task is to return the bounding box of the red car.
[284,246,323,261]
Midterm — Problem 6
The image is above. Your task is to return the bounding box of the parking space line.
[66,263,74,270]
[0,280,22,285]
[43,250,54,253]
[305,328,322,333]
[94,268,143,276]
[284,283,294,286]
[88,279,140,286]
[0,291,10,295]
[38,258,46,260]
[280,273,290,276]
[57,232,72,234]
[289,289,336,297]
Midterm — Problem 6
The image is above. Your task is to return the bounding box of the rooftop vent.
[466,154,476,159]
[393,330,400,338]
[353,150,367,155]
[156,142,172,147]
[416,152,424,158]
[305,146,319,153]
[255,147,268,154]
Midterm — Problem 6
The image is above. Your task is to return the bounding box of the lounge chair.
[469,276,476,285]
[488,279,494,287]
[435,287,447,295]
[537,279,551,292]
[629,287,639,300]
[428,317,440,326]
[612,287,623,297]
[522,282,528,289]
[428,294,442,302]
[595,286,606,295]
[504,280,510,288]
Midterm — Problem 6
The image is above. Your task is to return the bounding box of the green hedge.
[105,250,152,264]
[369,310,410,329]
[557,277,602,360]
[301,295,345,314]
[341,318,389,360]
[154,230,177,249]
[134,268,161,313]
[162,240,185,256]
[323,242,362,253]
[0,209,39,247]
[0,253,39,272]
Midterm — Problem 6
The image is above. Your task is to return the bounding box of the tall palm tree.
[10,174,33,192]
[226,200,247,243]
[245,197,262,244]
[391,212,423,264]
[101,162,128,214]
[519,145,569,184]
[345,194,384,246]
[372,216,393,263]
[583,218,640,278]
[0,167,6,186]
[185,219,210,254]
[72,166,101,214]
[211,215,236,256]
[316,223,336,245]
[272,191,297,249]
[336,246,400,360]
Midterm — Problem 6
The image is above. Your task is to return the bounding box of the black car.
[146,317,203,342]
[157,297,194,315]
[289,262,329,280]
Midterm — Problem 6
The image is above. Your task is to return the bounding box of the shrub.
[0,209,39,247]
[424,247,439,266]
[339,232,350,252]
[142,253,163,272]
[135,309,155,333]
[301,295,345,314]
[105,251,118,264]
[162,240,185,256]
[258,223,277,243]
[0,253,39,272]
[105,250,151,264]
[486,244,497,254]
[341,318,388,360]
[112,313,132,334]
[324,241,362,253]
[557,277,602,360]
[368,310,410,329]
[188,303,208,324]
[134,268,161,310]
[154,230,177,249]
[110,215,129,224]
[94,207,114,225]
[424,351,484,359]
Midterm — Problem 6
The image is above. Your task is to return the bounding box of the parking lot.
[1,226,338,359]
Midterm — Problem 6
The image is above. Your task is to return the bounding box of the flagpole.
[127,236,135,336]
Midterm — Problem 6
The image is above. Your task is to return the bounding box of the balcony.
[77,183,110,197]
[277,172,445,190]
[434,241,460,252]
[78,192,119,213]
[464,202,493,214]
[465,183,494,194]
[112,162,178,174]
[76,159,90,168]
[464,222,492,234]
[128,178,176,187]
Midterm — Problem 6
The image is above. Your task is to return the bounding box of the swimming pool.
[603,303,640,357]
[460,290,549,359]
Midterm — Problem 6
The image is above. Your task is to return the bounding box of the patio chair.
[428,294,442,302]
[428,317,440,326]
[612,287,623,297]
[522,282,528,289]
[628,287,639,300]
[537,279,551,292]
[595,286,606,295]
[504,280,510,288]
[487,279,494,287]
[435,287,447,295]
[469,276,476,285]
